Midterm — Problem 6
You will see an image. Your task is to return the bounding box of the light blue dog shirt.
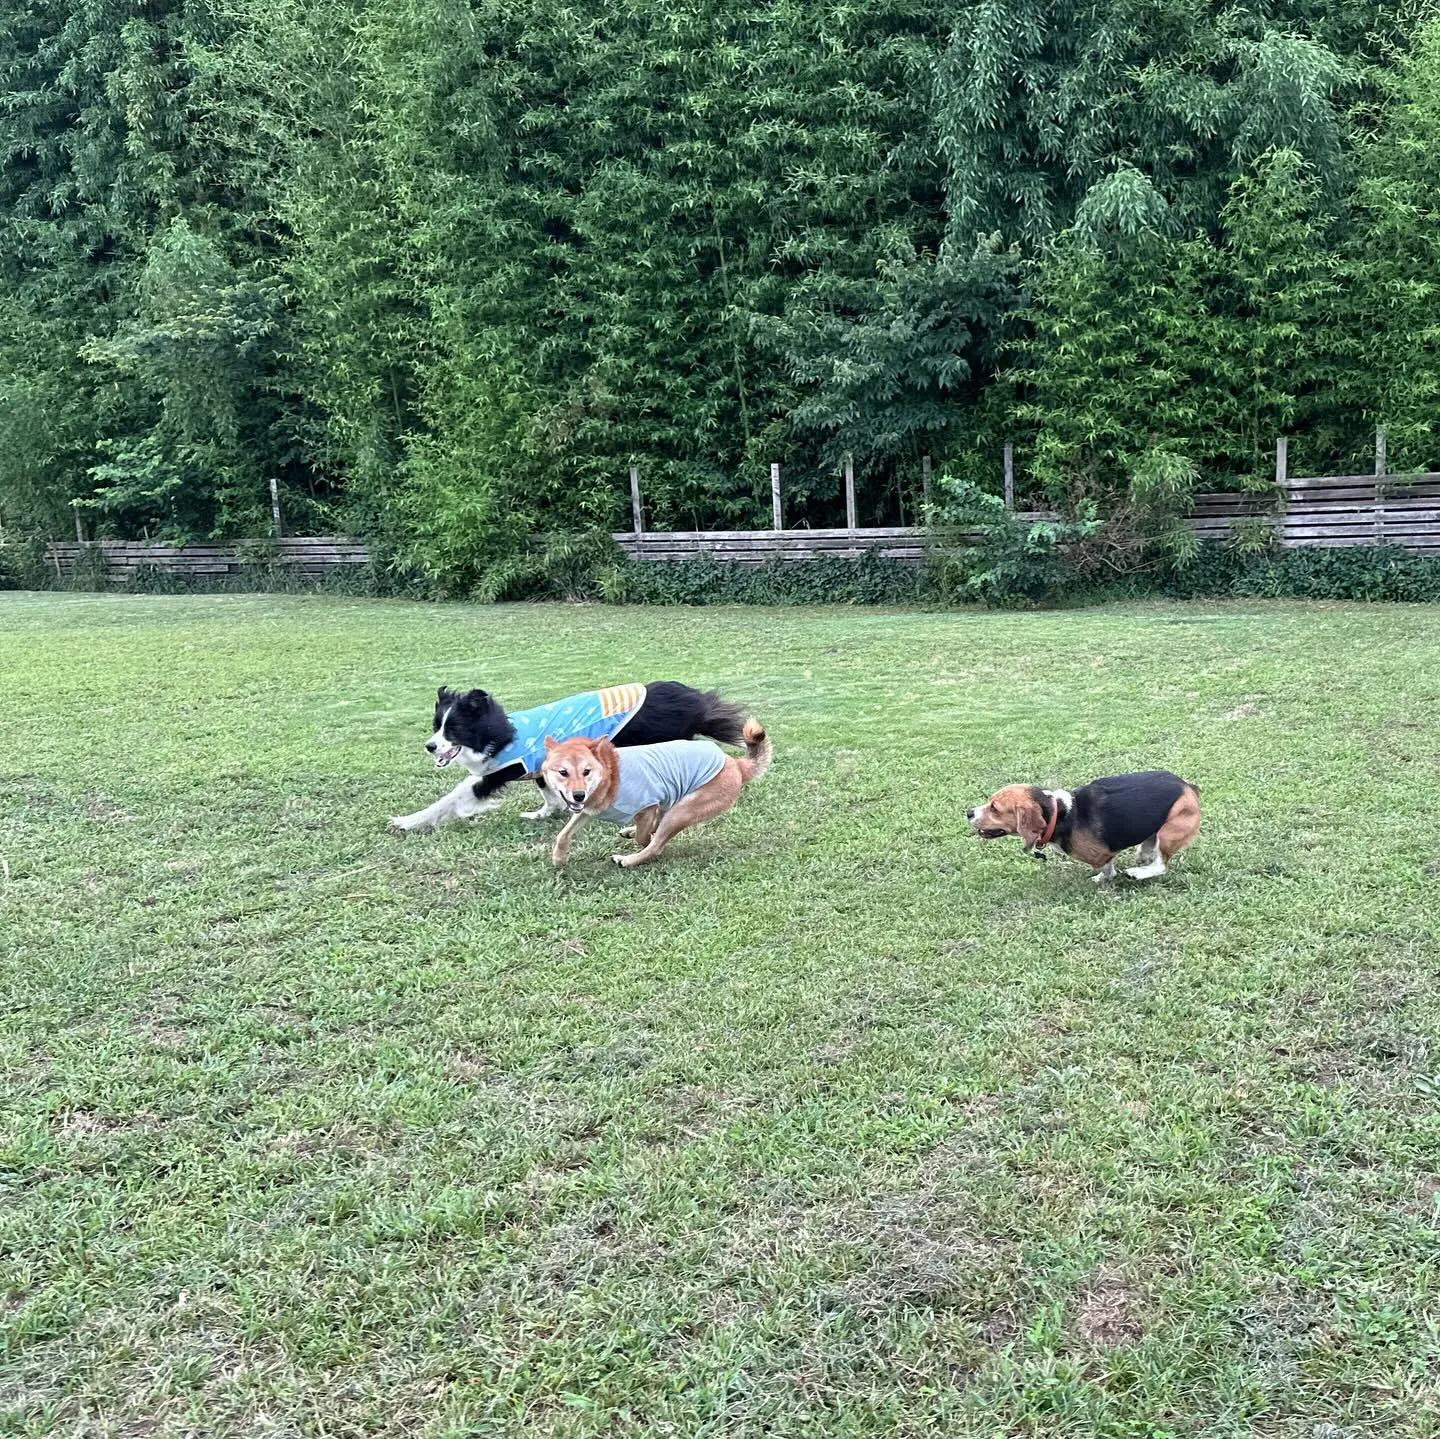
[491,683,646,775]
[598,740,727,825]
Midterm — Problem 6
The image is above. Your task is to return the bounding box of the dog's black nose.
[965,807,976,821]
[425,740,438,753]
[570,790,586,803]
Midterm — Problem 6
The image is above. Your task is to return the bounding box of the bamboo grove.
[2,0,1437,586]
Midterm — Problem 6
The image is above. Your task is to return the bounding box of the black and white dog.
[389,681,749,833]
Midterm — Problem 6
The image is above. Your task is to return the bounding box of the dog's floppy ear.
[461,687,489,707]
[1015,790,1047,851]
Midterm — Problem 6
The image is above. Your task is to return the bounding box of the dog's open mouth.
[976,827,1009,839]
[563,799,586,814]
[434,744,462,769]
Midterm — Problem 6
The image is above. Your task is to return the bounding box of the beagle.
[966,770,1200,883]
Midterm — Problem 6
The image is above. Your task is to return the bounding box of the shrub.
[1147,542,1440,603]
[469,533,629,603]
[0,530,53,590]
[618,551,922,606]
[924,477,1099,607]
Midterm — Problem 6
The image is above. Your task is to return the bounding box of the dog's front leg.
[522,777,566,822]
[551,813,589,866]
[390,777,498,834]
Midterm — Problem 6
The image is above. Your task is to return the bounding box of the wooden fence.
[1189,479,1440,555]
[1185,438,1440,554]
[613,526,927,565]
[42,439,1440,579]
[46,537,369,584]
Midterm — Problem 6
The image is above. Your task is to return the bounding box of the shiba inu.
[539,721,771,867]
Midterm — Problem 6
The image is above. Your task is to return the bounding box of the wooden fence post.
[921,454,932,513]
[844,455,857,532]
[771,462,783,530]
[1003,444,1015,510]
[1374,428,1389,546]
[269,475,284,538]
[629,465,644,536]
[1275,437,1289,487]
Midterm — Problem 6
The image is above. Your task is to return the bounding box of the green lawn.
[2,592,1438,1438]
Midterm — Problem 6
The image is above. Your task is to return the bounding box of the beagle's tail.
[737,719,771,784]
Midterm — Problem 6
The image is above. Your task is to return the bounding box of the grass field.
[2,592,1438,1438]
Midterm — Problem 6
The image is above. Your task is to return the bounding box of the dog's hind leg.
[612,771,741,868]
[629,805,661,850]
[1156,791,1201,866]
[1124,835,1166,880]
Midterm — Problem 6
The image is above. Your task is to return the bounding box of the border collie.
[389,681,748,833]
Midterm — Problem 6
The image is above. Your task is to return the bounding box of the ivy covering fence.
[2,0,1438,597]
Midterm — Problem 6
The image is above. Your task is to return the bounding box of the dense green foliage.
[1,0,1437,581]
[18,532,1440,612]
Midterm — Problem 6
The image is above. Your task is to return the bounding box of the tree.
[935,0,1371,252]
[1350,13,1440,471]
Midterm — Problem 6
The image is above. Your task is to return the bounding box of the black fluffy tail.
[627,681,750,748]
[694,688,748,746]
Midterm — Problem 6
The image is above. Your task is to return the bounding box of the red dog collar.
[1039,794,1061,847]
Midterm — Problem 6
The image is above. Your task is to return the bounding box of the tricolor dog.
[389,681,747,833]
[966,770,1200,882]
[539,722,771,867]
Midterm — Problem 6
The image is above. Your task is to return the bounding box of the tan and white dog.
[540,722,771,867]
[966,770,1200,882]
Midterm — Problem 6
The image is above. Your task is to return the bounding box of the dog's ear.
[1015,793,1046,851]
[436,685,455,705]
[460,687,489,707]
[543,735,558,753]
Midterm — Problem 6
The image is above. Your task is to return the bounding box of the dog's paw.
[521,807,552,822]
[611,852,639,868]
[618,825,636,839]
[388,816,419,835]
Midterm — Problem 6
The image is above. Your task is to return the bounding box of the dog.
[540,721,771,867]
[966,770,1200,882]
[389,681,748,833]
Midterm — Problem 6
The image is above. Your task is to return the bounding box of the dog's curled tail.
[738,719,772,783]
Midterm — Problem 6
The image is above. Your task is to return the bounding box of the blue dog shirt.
[598,739,728,825]
[492,684,646,776]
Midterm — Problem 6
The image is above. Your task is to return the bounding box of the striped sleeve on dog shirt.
[492,684,647,777]
[599,739,727,825]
